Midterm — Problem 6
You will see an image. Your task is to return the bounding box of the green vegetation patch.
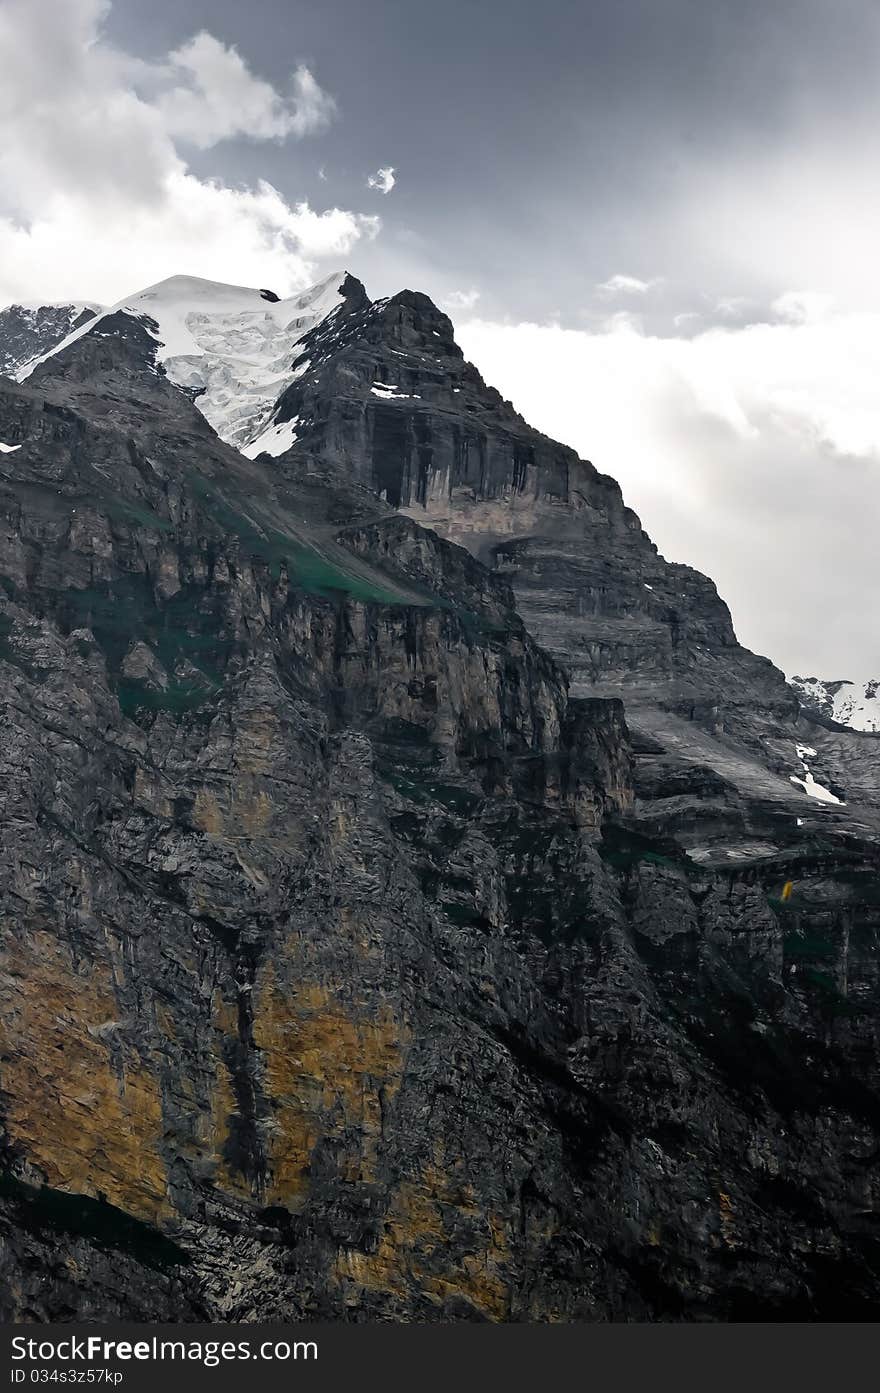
[187,473,401,602]
[767,896,793,916]
[58,576,234,720]
[599,823,688,874]
[378,754,482,817]
[784,928,837,962]
[798,967,859,1018]
[103,497,174,534]
[116,676,215,719]
[284,539,402,603]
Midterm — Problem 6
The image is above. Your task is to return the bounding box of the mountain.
[2,272,880,1322]
[17,272,360,454]
[0,301,103,378]
[791,675,880,733]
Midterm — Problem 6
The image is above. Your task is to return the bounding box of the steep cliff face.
[266,288,792,725]
[2,280,880,1322]
[0,303,101,379]
[0,356,626,1321]
[262,283,880,836]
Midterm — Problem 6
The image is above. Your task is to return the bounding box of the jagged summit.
[0,301,103,378]
[16,269,365,452]
[5,298,104,316]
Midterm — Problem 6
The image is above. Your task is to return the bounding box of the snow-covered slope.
[19,272,352,452]
[0,302,103,378]
[790,675,880,733]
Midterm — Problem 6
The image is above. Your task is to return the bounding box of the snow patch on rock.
[240,415,301,459]
[790,743,843,804]
[371,381,421,400]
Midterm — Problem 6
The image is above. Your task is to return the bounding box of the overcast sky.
[2,0,879,680]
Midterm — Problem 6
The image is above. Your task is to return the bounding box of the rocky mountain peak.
[380,288,462,352]
[0,301,102,378]
[12,270,359,454]
[3,264,880,1322]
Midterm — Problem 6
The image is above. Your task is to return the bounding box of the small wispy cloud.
[715,296,749,319]
[367,166,396,194]
[596,273,662,298]
[772,290,835,324]
[442,288,480,312]
[600,309,645,333]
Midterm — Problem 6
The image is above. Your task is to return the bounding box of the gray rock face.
[270,289,793,718]
[1,281,880,1323]
[0,303,100,378]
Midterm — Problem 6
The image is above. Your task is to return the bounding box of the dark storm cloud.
[105,0,880,320]
[8,0,880,679]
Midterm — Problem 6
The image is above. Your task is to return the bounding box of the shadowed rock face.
[0,303,99,379]
[1,284,880,1323]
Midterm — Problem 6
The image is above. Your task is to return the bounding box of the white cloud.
[367,166,396,194]
[157,34,337,148]
[714,296,749,319]
[0,0,375,304]
[457,307,880,680]
[771,291,835,325]
[600,309,645,334]
[0,181,376,307]
[664,119,880,319]
[596,273,661,298]
[442,288,481,312]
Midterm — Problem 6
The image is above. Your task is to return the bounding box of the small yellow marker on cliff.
[781,881,793,902]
